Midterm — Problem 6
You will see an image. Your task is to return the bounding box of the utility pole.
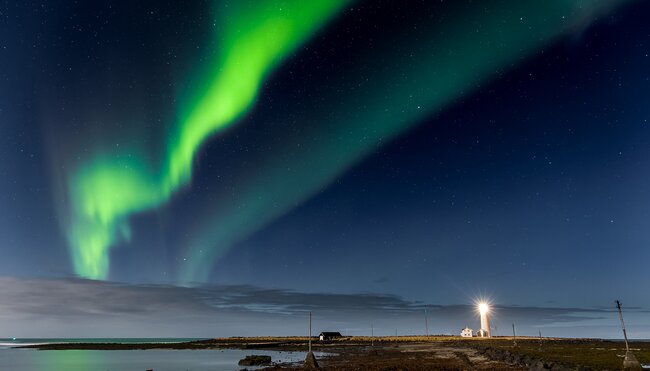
[304,311,319,369]
[616,300,641,370]
[617,300,630,352]
[538,330,543,352]
[512,323,517,347]
[371,322,374,347]
[424,306,429,337]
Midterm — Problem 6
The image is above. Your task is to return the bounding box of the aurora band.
[65,0,629,282]
[178,0,629,282]
[66,0,350,279]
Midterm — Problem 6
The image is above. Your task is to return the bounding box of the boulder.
[238,355,272,366]
[623,351,642,370]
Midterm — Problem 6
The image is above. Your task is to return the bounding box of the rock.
[623,351,642,370]
[238,355,272,366]
[304,351,320,369]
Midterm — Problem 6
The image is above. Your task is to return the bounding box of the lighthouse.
[478,302,491,337]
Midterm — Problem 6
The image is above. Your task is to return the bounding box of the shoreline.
[15,336,650,370]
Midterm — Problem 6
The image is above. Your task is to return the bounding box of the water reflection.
[0,349,317,371]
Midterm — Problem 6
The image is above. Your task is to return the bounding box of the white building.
[318,332,342,341]
[460,327,473,337]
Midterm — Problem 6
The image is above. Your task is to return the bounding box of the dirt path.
[266,342,525,370]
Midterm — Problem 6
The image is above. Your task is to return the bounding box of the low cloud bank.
[0,277,644,338]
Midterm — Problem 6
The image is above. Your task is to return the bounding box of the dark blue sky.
[0,0,649,337]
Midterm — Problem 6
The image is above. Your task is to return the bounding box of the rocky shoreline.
[18,337,649,370]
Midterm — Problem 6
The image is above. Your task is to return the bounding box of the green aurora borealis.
[178,0,628,283]
[67,0,349,279]
[62,0,627,281]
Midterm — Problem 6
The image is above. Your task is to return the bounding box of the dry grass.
[218,336,650,369]
[468,338,650,369]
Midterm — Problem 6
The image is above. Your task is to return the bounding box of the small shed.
[460,327,473,337]
[319,332,342,341]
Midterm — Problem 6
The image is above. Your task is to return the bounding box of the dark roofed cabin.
[319,332,342,341]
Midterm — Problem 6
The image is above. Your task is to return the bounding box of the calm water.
[0,339,319,371]
[0,338,205,348]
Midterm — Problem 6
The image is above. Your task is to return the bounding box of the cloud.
[0,277,644,338]
[0,277,210,319]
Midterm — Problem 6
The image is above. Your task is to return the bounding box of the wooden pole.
[616,300,630,351]
[616,300,642,369]
[309,311,312,353]
[424,306,429,337]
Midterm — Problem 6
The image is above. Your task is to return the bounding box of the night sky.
[1,0,649,338]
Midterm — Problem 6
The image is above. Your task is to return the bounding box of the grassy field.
[458,337,650,369]
[235,336,650,369]
[218,336,650,369]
